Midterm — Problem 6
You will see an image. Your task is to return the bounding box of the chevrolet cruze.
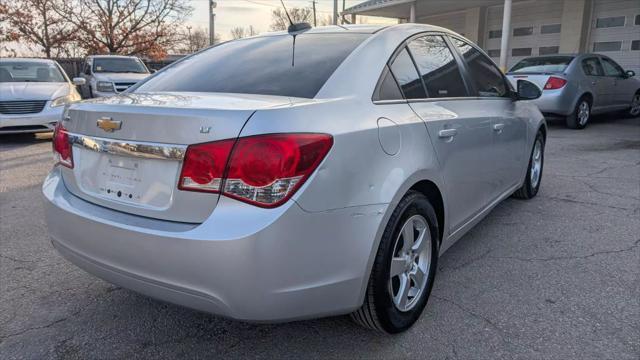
[43,24,546,333]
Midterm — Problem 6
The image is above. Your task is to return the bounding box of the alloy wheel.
[389,215,432,312]
[578,101,590,126]
[530,138,543,189]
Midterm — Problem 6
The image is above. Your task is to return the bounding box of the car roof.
[88,55,141,59]
[252,23,459,38]
[0,58,58,63]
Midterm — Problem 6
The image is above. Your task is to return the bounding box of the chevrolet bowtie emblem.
[96,117,122,132]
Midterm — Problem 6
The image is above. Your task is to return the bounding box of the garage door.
[484,0,564,68]
[419,11,467,38]
[589,0,640,74]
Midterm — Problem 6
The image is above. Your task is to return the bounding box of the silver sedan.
[43,24,546,333]
[507,54,640,129]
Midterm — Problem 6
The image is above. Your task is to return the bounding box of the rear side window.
[451,37,508,97]
[389,48,426,99]
[407,35,467,98]
[374,66,403,101]
[135,33,369,98]
[581,58,604,76]
[509,56,574,73]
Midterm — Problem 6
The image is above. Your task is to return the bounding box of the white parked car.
[78,55,151,98]
[0,58,81,134]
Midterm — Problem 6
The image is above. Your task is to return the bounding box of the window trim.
[447,34,513,99]
[372,31,475,104]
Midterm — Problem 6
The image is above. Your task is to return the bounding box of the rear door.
[449,36,527,197]
[580,56,610,110]
[398,34,495,232]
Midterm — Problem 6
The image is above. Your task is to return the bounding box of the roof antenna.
[280,0,311,33]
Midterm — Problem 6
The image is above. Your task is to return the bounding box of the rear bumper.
[0,105,62,134]
[528,89,577,116]
[43,167,386,322]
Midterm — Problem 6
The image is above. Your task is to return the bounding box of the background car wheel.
[566,97,591,129]
[513,131,545,200]
[351,191,439,333]
[627,91,640,118]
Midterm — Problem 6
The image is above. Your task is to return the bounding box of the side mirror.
[516,80,542,100]
[72,77,86,86]
[625,70,636,78]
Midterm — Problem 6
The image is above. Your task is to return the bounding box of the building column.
[464,7,486,48]
[498,0,512,72]
[409,1,416,23]
[559,0,592,53]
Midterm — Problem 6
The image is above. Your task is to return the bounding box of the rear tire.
[627,91,640,118]
[513,131,545,199]
[351,191,439,333]
[565,96,591,129]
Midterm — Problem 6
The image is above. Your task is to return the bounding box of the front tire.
[566,97,591,129]
[513,131,545,199]
[351,191,439,333]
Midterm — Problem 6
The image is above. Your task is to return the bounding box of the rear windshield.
[0,62,66,83]
[508,56,574,74]
[93,58,148,74]
[134,33,370,98]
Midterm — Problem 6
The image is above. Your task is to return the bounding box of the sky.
[0,0,396,57]
[188,0,394,40]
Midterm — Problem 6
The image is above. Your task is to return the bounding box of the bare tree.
[229,25,258,40]
[0,0,77,58]
[270,7,313,31]
[56,0,192,60]
[173,26,217,54]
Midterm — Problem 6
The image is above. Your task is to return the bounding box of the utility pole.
[186,26,192,52]
[311,0,317,27]
[333,0,338,25]
[209,0,217,46]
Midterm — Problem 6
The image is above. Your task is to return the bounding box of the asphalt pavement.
[1,115,638,359]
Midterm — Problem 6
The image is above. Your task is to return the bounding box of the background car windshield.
[0,62,66,83]
[135,33,370,98]
[509,56,574,73]
[93,58,148,73]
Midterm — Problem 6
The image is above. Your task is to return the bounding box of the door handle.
[438,129,457,138]
[493,123,505,132]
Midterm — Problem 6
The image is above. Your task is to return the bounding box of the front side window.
[136,33,369,98]
[451,37,508,97]
[0,62,66,83]
[600,57,625,77]
[407,35,467,98]
[389,48,426,99]
[581,58,604,76]
[93,58,148,74]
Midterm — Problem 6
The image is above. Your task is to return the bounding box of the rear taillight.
[543,76,567,90]
[179,133,333,208]
[52,122,73,168]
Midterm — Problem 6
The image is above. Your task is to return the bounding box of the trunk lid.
[61,92,303,223]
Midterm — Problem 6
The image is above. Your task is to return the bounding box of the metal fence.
[53,58,179,78]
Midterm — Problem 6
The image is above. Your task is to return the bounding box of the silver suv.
[78,55,151,98]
